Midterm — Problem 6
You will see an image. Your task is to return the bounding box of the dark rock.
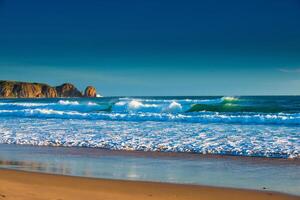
[42,85,58,98]
[55,83,83,97]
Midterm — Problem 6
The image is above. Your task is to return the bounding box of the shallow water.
[0,96,299,158]
[0,144,299,195]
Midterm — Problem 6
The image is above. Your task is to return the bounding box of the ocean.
[0,96,299,159]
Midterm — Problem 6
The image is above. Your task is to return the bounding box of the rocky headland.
[0,80,98,98]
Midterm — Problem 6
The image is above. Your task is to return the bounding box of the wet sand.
[0,144,300,196]
[0,169,298,200]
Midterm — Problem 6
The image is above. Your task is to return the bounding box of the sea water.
[0,96,299,158]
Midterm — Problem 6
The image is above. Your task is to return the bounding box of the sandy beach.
[0,169,298,200]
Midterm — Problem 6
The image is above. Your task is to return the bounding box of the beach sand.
[0,169,298,200]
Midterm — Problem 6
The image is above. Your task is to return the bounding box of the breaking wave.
[0,97,299,125]
[0,96,299,158]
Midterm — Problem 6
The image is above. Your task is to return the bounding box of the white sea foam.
[87,102,98,106]
[58,100,80,105]
[128,100,155,109]
[0,108,300,125]
[221,96,239,102]
[0,102,49,107]
[118,97,223,104]
[113,99,181,113]
[0,97,227,114]
[165,101,182,112]
[0,100,109,113]
[0,117,298,158]
[0,97,299,158]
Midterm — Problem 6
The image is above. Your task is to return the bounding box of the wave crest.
[0,97,299,125]
[221,96,239,102]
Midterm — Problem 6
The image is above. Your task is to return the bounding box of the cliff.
[0,81,98,98]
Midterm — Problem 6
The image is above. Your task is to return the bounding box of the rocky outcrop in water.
[0,81,98,98]
[84,86,97,97]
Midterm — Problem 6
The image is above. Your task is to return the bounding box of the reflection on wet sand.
[0,144,300,196]
[0,160,72,175]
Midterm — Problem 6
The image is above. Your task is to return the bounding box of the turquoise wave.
[187,103,288,113]
[0,96,299,158]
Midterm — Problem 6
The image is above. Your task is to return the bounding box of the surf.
[0,96,299,125]
[0,96,299,158]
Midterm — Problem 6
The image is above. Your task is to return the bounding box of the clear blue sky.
[0,0,300,96]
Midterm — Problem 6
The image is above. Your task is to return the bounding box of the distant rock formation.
[0,80,98,98]
[55,83,82,98]
[84,86,97,97]
[42,85,58,98]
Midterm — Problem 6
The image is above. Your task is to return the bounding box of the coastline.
[0,169,299,200]
[1,143,299,163]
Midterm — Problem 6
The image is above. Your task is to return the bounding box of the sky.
[0,0,300,96]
